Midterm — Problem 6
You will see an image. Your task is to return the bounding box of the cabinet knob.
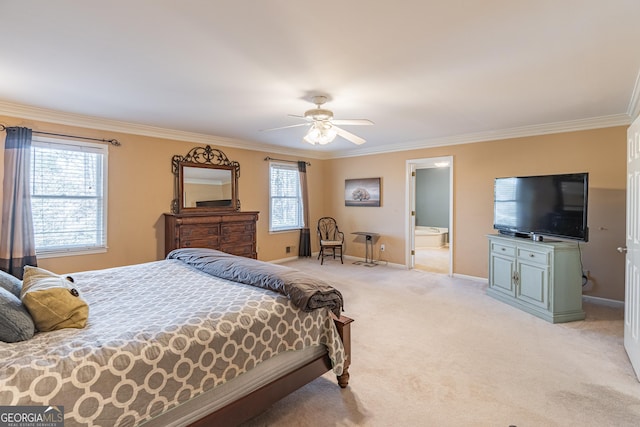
[529,253,535,257]
[617,246,628,253]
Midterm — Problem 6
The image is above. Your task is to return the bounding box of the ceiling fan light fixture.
[304,122,337,145]
[263,94,371,145]
[304,108,333,121]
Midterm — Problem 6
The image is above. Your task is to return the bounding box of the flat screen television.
[493,172,589,242]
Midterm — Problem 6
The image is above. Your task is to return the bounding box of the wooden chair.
[317,217,344,265]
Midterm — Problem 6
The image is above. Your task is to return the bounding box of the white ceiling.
[1,1,639,158]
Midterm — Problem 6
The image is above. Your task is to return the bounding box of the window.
[30,137,108,256]
[269,162,303,232]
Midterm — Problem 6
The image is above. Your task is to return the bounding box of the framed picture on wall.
[345,178,381,207]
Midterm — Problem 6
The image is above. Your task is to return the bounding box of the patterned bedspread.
[0,259,345,426]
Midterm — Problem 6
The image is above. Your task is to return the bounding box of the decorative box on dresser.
[164,212,259,259]
[487,234,585,323]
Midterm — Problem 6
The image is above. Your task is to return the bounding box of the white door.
[625,114,640,381]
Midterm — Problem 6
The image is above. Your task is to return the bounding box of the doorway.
[406,156,453,275]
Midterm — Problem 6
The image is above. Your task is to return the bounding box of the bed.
[0,248,352,426]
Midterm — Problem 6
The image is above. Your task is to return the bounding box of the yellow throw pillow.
[20,266,89,332]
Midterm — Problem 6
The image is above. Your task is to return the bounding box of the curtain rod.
[0,124,121,146]
[264,156,310,166]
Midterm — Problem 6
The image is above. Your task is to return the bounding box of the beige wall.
[0,115,320,274]
[326,126,627,300]
[0,115,627,300]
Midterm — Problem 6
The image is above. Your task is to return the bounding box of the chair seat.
[321,240,343,246]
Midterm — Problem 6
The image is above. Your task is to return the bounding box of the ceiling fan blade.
[332,119,374,126]
[261,123,309,132]
[333,125,366,145]
[287,114,312,121]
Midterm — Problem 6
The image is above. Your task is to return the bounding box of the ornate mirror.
[171,145,240,213]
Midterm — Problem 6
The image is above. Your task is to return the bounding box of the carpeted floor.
[242,257,640,427]
[415,246,450,274]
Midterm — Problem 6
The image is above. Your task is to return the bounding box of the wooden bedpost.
[332,314,353,388]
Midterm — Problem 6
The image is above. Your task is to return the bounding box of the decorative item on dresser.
[166,145,258,258]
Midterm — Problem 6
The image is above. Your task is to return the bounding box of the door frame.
[405,156,453,276]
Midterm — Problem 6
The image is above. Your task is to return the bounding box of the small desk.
[351,231,379,267]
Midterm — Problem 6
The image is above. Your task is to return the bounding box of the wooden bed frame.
[189,315,353,426]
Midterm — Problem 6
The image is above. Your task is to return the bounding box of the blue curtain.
[0,127,37,278]
[298,161,311,257]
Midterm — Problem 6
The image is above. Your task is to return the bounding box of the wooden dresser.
[164,211,259,258]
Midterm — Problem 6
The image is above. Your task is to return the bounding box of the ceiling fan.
[263,95,374,145]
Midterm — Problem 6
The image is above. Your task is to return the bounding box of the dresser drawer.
[181,238,220,249]
[221,223,255,243]
[517,248,549,265]
[221,222,255,235]
[221,243,256,258]
[221,231,255,245]
[491,242,515,257]
[180,225,220,240]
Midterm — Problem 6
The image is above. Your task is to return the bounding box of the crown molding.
[0,101,331,160]
[327,113,633,158]
[0,100,631,161]
[628,68,640,121]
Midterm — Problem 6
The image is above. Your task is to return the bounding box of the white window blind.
[269,162,303,232]
[30,138,108,256]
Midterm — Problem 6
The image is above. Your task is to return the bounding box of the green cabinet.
[487,235,585,323]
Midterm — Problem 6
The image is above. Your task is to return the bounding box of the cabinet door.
[516,261,549,309]
[490,255,516,296]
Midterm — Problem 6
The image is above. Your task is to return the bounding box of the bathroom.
[415,166,450,273]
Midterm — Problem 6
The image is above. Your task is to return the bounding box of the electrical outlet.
[380,244,385,252]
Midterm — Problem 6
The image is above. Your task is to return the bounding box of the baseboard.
[284,254,456,272]
[383,261,406,269]
[270,253,407,269]
[453,273,488,283]
[271,252,338,264]
[582,295,624,308]
[270,256,301,264]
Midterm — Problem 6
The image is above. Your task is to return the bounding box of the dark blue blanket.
[167,248,343,316]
